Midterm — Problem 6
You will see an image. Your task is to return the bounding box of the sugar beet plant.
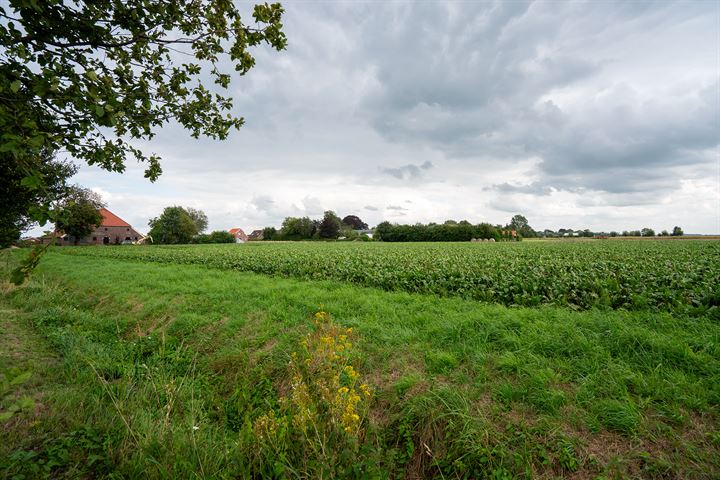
[59,240,720,314]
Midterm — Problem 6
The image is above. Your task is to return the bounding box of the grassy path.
[1,252,719,478]
[0,301,60,469]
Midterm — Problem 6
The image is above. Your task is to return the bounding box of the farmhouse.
[229,227,248,243]
[248,229,264,241]
[55,208,144,245]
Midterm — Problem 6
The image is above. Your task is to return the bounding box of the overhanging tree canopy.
[1,0,286,221]
[1,1,286,282]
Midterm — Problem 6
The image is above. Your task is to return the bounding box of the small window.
[125,237,131,241]
[126,228,130,231]
[92,237,97,241]
[104,227,108,231]
[134,237,138,240]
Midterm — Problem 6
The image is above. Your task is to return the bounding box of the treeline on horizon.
[374,221,510,242]
[261,212,686,243]
[262,214,533,242]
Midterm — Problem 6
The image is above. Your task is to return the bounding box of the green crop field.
[60,240,720,313]
[2,240,719,479]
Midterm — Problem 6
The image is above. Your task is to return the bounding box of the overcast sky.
[63,0,719,234]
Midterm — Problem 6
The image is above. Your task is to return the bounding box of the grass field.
[2,241,719,479]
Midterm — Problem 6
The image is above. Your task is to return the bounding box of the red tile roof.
[100,208,131,227]
[228,227,248,240]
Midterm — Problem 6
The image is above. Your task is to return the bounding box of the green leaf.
[10,371,32,385]
[0,411,14,422]
[20,173,42,190]
[95,105,105,117]
[18,396,35,410]
[10,79,21,93]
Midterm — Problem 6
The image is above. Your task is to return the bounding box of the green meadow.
[2,241,719,479]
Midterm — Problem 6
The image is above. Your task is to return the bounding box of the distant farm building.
[229,227,248,243]
[49,208,144,245]
[248,229,264,241]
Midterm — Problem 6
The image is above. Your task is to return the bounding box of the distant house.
[50,208,144,245]
[248,229,264,241]
[228,227,248,243]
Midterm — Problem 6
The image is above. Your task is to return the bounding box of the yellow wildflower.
[344,365,358,379]
[360,383,372,397]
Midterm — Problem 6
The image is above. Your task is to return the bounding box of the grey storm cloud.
[349,1,718,197]
[386,205,408,211]
[364,205,379,211]
[380,161,433,180]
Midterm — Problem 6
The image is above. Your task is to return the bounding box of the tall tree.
[319,211,342,239]
[672,226,684,236]
[341,215,368,230]
[374,221,393,241]
[148,207,198,244]
[55,187,105,244]
[186,208,208,234]
[641,228,655,237]
[281,217,315,239]
[262,227,278,240]
[0,151,76,247]
[509,214,536,237]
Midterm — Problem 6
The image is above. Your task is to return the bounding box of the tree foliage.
[0,151,76,247]
[148,206,199,244]
[509,214,536,238]
[672,226,684,236]
[281,216,316,240]
[55,187,105,244]
[2,0,286,281]
[341,215,368,230]
[1,1,286,184]
[262,226,278,240]
[318,211,342,239]
[192,230,235,244]
[186,208,208,234]
[374,221,501,242]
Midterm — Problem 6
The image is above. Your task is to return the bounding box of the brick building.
[57,208,144,245]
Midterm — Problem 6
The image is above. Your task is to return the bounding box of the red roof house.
[228,227,248,243]
[99,208,132,227]
[54,208,144,245]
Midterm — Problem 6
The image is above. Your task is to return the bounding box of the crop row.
[59,240,720,314]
